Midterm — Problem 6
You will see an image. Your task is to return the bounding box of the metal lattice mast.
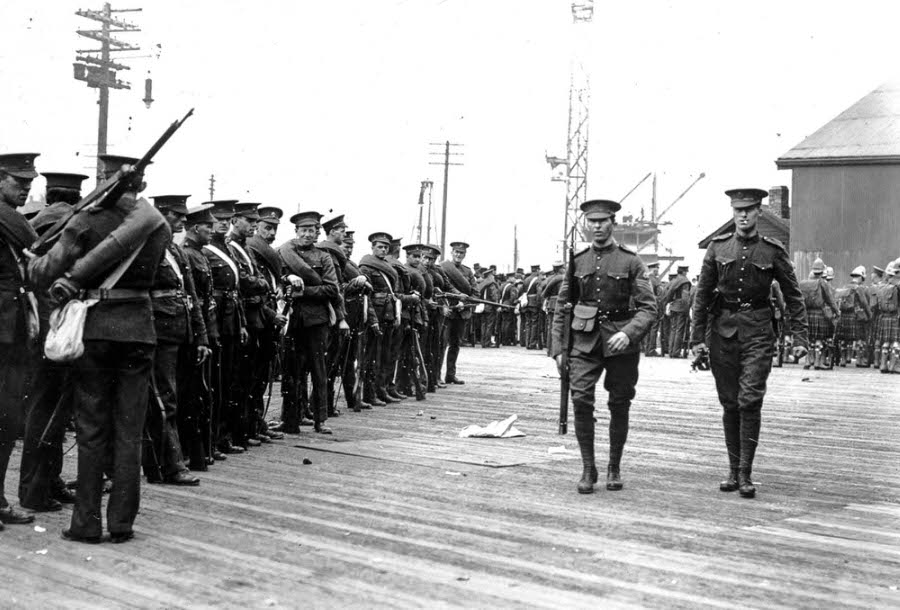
[563,1,593,246]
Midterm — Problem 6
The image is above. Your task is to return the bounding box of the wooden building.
[776,80,900,284]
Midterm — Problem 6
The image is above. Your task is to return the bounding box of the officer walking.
[551,199,657,494]
[690,189,808,499]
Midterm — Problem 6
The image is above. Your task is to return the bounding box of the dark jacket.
[691,232,808,348]
[183,234,219,343]
[151,241,208,346]
[203,234,244,337]
[440,260,476,319]
[278,240,339,328]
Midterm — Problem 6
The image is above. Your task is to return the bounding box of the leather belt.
[243,295,263,305]
[150,288,184,299]
[720,299,769,312]
[82,288,150,301]
[212,289,239,299]
[597,309,634,322]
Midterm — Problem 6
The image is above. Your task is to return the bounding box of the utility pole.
[74,3,142,183]
[428,141,463,259]
[513,225,519,274]
[425,181,434,245]
[208,174,216,200]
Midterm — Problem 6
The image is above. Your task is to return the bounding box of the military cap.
[42,172,88,192]
[204,199,238,220]
[677,264,689,272]
[258,206,283,225]
[811,258,825,274]
[322,214,346,233]
[368,231,393,246]
[646,261,660,268]
[885,261,898,277]
[489,264,497,271]
[390,237,402,248]
[185,204,216,226]
[580,199,621,220]
[291,210,323,227]
[552,261,564,269]
[423,244,441,257]
[0,153,40,179]
[449,241,470,250]
[152,194,191,215]
[403,243,427,255]
[873,265,885,276]
[483,266,495,275]
[233,202,261,220]
[515,267,524,274]
[473,263,482,270]
[98,154,143,180]
[530,264,541,272]
[343,230,355,244]
[668,273,677,280]
[725,188,768,209]
[850,265,866,278]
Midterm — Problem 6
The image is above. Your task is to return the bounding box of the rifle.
[351,295,369,410]
[440,292,516,310]
[559,235,577,435]
[31,108,195,255]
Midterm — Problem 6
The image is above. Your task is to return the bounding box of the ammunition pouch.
[571,304,598,333]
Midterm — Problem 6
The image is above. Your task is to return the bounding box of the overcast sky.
[2,0,899,272]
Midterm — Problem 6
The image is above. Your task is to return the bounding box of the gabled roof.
[776,81,900,168]
[697,209,790,249]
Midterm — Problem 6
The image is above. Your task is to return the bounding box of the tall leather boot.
[720,410,740,492]
[738,410,761,498]
[606,407,629,491]
[574,413,597,494]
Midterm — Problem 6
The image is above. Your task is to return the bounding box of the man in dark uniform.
[246,206,287,439]
[145,194,210,485]
[340,230,377,410]
[641,261,662,356]
[0,153,41,527]
[278,211,340,434]
[659,273,675,355]
[541,262,564,355]
[498,272,519,346]
[19,171,87,512]
[551,199,656,494]
[422,245,454,391]
[180,204,220,464]
[477,266,500,348]
[30,153,170,542]
[317,215,351,414]
[386,238,416,400]
[203,200,247,455]
[395,244,428,400]
[798,258,837,370]
[522,264,543,350]
[359,232,398,404]
[665,265,691,358]
[691,188,808,499]
[440,241,477,383]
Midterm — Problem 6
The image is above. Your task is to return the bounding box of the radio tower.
[562,1,594,247]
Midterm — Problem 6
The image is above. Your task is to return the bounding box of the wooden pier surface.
[2,346,899,609]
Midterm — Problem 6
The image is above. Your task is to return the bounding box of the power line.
[428,141,463,259]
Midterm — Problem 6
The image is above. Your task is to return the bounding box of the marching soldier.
[181,205,220,463]
[873,261,900,374]
[0,153,40,527]
[247,206,287,439]
[145,194,210,485]
[278,211,340,434]
[798,258,838,370]
[19,171,87,512]
[203,200,247,456]
[691,188,808,499]
[30,153,171,543]
[440,241,477,384]
[551,199,656,494]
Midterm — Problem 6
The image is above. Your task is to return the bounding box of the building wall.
[791,165,900,285]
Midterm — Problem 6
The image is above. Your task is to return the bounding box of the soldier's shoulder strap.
[761,235,787,252]
[574,246,591,258]
[711,232,732,242]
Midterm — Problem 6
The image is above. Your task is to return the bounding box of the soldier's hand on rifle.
[409,292,421,305]
[240,326,248,345]
[690,342,708,358]
[792,345,808,360]
[196,345,211,365]
[22,248,36,260]
[370,322,382,336]
[287,274,305,292]
[607,331,630,354]
[339,319,350,334]
[274,313,288,327]
[49,276,81,306]
[349,275,368,289]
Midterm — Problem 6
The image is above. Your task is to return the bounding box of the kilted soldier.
[181,205,220,464]
[541,262,564,355]
[144,195,210,485]
[798,258,838,370]
[874,261,900,374]
[833,266,871,367]
[247,206,287,439]
[0,153,41,527]
[478,266,500,348]
[867,266,886,367]
[19,171,87,512]
[359,232,399,404]
[203,200,247,456]
[691,189,808,499]
[30,153,170,543]
[551,199,657,494]
[440,241,477,383]
[278,211,340,434]
[340,230,377,410]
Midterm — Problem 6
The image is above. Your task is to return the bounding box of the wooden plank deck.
[3,346,899,609]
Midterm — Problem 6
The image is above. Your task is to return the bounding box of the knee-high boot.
[574,413,597,494]
[606,407,629,491]
[720,410,740,491]
[738,410,761,498]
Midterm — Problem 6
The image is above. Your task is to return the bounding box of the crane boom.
[656,172,705,222]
